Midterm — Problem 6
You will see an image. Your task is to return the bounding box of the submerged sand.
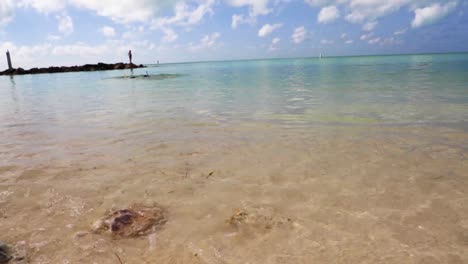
[1,121,467,263]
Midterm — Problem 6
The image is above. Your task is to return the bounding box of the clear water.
[1,53,468,263]
[1,53,468,134]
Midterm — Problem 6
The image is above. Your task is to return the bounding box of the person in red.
[128,50,132,64]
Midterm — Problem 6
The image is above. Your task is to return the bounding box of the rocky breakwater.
[0,62,145,76]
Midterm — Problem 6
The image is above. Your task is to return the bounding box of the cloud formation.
[189,32,221,51]
[152,0,215,29]
[100,26,116,37]
[412,2,457,28]
[291,26,307,44]
[0,0,15,26]
[269,37,280,51]
[306,0,459,28]
[57,14,73,35]
[258,23,282,37]
[317,5,339,24]
[228,0,271,16]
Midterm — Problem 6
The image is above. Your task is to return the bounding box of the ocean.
[1,53,467,263]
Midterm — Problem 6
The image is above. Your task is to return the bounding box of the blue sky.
[1,0,467,68]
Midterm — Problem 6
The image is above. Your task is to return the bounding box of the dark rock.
[0,62,145,76]
[1,68,15,75]
[0,241,12,263]
[14,68,26,75]
[113,63,125,70]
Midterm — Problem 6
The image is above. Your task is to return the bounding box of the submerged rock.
[0,241,27,264]
[112,73,184,80]
[0,242,11,263]
[227,206,293,233]
[92,204,167,238]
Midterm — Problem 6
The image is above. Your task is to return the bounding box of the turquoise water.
[1,53,468,133]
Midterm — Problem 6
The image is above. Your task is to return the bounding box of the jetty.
[0,62,145,76]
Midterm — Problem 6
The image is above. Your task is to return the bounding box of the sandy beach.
[1,118,467,263]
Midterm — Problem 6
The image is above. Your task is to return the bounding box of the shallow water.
[1,54,468,263]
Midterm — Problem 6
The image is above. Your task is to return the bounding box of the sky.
[1,0,468,68]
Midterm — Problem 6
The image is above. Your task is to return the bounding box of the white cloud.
[0,39,163,68]
[57,14,73,35]
[317,5,339,24]
[306,0,459,28]
[269,37,280,51]
[394,28,407,35]
[340,33,347,39]
[360,33,372,40]
[362,21,377,31]
[321,39,334,44]
[15,0,216,27]
[258,23,282,37]
[307,0,407,23]
[412,2,457,28]
[227,0,271,16]
[162,28,178,42]
[0,0,15,27]
[381,37,402,45]
[232,14,243,28]
[189,32,221,51]
[368,37,380,45]
[121,26,146,40]
[52,43,107,56]
[19,0,66,14]
[69,0,163,23]
[291,26,307,44]
[152,0,215,28]
[0,41,52,68]
[231,14,255,28]
[46,34,62,41]
[100,26,115,37]
[228,0,278,30]
[345,39,353,44]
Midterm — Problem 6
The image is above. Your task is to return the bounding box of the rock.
[92,203,167,239]
[227,206,293,233]
[14,68,26,75]
[0,62,145,76]
[0,241,12,263]
[0,241,28,264]
[1,68,15,75]
[113,63,125,70]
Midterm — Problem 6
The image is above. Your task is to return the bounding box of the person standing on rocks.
[128,50,132,65]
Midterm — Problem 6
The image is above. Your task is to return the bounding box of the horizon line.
[152,51,468,66]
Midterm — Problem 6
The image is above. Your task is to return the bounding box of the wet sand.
[1,121,468,263]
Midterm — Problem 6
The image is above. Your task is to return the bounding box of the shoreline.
[0,62,145,76]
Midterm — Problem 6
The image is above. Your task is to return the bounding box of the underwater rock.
[0,241,11,263]
[0,241,29,264]
[92,204,167,238]
[112,73,184,80]
[227,206,293,232]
